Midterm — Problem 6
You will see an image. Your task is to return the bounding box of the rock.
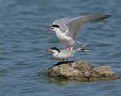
[48,60,119,81]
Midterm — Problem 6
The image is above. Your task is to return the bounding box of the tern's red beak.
[47,26,53,32]
[47,49,53,52]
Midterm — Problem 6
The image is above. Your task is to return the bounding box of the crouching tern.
[48,15,111,50]
[48,44,89,61]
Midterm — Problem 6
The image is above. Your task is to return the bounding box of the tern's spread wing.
[66,15,111,39]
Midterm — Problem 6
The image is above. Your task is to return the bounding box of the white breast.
[55,30,75,46]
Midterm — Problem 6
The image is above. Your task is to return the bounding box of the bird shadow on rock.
[53,60,75,66]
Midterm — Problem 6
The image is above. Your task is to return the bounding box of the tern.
[48,15,111,50]
[48,44,89,61]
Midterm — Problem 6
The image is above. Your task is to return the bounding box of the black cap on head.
[51,47,60,52]
[52,24,60,28]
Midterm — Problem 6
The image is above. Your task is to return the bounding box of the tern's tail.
[76,43,90,52]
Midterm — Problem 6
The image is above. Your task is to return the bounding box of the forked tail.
[76,43,90,52]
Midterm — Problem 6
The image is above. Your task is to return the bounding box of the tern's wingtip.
[105,14,112,18]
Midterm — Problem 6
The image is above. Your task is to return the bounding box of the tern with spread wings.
[48,15,111,50]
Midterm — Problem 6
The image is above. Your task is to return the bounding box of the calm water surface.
[0,0,121,96]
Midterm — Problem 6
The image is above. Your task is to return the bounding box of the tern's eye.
[52,25,60,28]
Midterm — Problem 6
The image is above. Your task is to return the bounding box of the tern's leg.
[67,46,73,50]
[67,59,68,62]
[63,59,65,62]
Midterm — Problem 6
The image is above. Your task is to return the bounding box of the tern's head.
[48,24,61,32]
[48,47,60,53]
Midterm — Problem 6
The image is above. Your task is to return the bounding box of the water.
[0,0,121,96]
